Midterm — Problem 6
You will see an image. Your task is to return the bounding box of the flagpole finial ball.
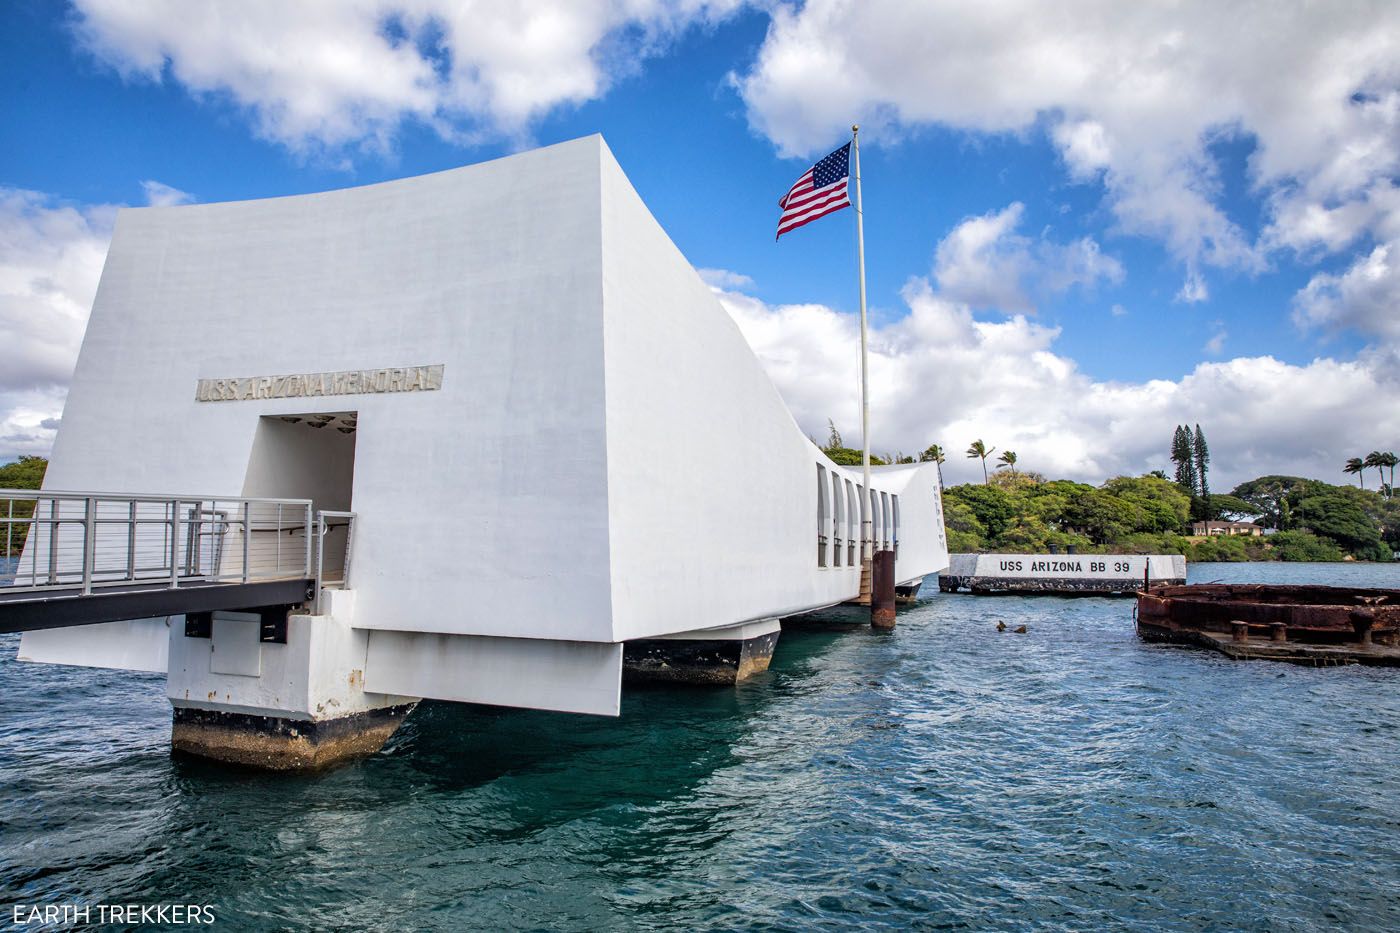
[852,123,859,133]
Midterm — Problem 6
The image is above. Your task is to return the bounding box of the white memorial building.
[15,136,949,768]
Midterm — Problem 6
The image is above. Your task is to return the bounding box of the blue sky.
[2,1,1398,487]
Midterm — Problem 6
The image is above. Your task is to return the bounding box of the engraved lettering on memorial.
[195,365,445,402]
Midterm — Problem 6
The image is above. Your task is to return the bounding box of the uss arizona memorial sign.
[195,364,444,402]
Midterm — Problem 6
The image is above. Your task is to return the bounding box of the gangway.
[0,490,354,637]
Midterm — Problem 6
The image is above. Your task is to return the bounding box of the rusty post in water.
[1269,622,1288,643]
[1231,621,1249,643]
[1351,609,1375,646]
[871,549,896,629]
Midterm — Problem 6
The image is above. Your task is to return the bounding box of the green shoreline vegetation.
[940,471,1398,562]
[818,424,1400,563]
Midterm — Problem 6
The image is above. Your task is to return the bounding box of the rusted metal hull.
[1136,584,1400,666]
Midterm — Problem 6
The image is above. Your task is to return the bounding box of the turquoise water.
[5,561,1400,930]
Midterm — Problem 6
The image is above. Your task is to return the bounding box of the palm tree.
[1344,457,1366,488]
[1382,451,1399,497]
[919,444,946,489]
[996,450,1018,476]
[1366,451,1386,491]
[967,439,995,484]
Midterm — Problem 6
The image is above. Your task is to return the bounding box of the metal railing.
[314,510,356,612]
[1,489,316,597]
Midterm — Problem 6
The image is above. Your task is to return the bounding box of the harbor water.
[5,561,1400,930]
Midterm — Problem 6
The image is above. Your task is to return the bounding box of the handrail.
[2,489,316,598]
[314,510,357,612]
[0,488,313,506]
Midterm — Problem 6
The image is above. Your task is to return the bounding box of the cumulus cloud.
[932,203,1121,312]
[714,275,1398,490]
[1293,243,1400,340]
[140,180,194,206]
[72,0,745,153]
[736,0,1400,325]
[933,204,1034,311]
[0,189,113,460]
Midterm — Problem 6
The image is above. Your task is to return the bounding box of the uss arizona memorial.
[7,135,949,768]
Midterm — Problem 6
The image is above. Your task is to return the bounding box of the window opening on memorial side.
[870,488,881,554]
[857,484,867,555]
[892,495,900,556]
[881,492,890,551]
[846,480,857,566]
[831,471,844,567]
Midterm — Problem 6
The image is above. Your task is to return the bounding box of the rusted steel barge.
[1136,584,1400,666]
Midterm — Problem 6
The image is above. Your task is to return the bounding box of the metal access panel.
[362,632,623,717]
[210,612,262,677]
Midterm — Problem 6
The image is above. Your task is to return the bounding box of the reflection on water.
[4,562,1400,930]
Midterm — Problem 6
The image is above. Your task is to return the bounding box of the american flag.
[776,142,851,239]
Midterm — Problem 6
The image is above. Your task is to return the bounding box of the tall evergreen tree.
[1193,424,1212,521]
[1170,425,1197,496]
[826,418,842,450]
[1193,424,1211,498]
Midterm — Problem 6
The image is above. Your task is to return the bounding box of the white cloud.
[0,189,114,461]
[140,180,194,206]
[932,203,1121,312]
[717,275,1399,489]
[1203,323,1227,356]
[697,267,755,290]
[1040,233,1124,294]
[1176,269,1209,304]
[1052,119,1112,181]
[1110,303,1128,317]
[736,0,1400,311]
[1293,242,1400,340]
[933,203,1034,310]
[72,0,745,154]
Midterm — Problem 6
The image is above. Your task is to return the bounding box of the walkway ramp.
[1,490,349,636]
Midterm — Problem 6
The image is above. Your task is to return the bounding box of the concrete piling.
[871,550,896,630]
[622,619,781,685]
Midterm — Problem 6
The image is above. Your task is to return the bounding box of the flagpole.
[852,124,871,562]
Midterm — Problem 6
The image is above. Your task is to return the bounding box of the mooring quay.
[2,136,948,771]
[940,553,1186,595]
